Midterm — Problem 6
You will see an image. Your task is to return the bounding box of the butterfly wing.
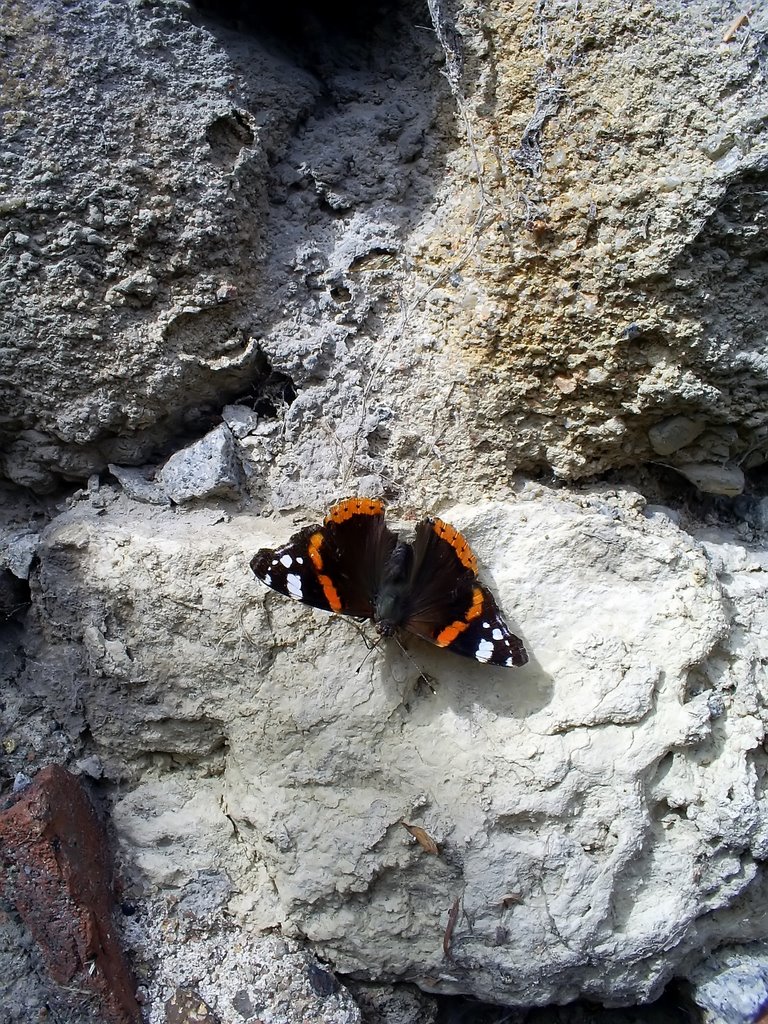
[402,517,528,668]
[251,497,398,619]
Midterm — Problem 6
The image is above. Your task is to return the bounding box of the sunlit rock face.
[2,0,768,1018]
[29,486,768,1005]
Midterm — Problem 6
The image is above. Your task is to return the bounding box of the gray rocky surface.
[121,884,362,1024]
[2,0,768,1022]
[673,462,746,497]
[648,418,707,458]
[3,0,766,503]
[687,944,768,1024]
[108,464,171,505]
[155,423,245,503]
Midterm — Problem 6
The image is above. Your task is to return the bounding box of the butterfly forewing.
[251,525,344,612]
[402,518,528,668]
[251,497,397,620]
[319,498,398,616]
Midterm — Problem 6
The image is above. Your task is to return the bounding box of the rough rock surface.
[688,943,768,1024]
[3,0,767,500]
[2,0,768,1021]
[155,424,245,503]
[120,884,362,1024]
[0,0,449,497]
[12,483,765,1010]
[414,0,768,488]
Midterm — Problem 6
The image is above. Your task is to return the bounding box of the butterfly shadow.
[375,633,553,722]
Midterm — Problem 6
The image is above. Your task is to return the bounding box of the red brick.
[0,765,141,1024]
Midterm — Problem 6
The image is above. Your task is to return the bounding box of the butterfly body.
[251,497,527,668]
[372,541,414,636]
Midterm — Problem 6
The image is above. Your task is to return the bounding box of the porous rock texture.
[3,0,768,502]
[2,0,768,1021]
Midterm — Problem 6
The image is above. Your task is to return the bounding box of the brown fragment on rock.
[165,987,222,1024]
[0,765,141,1024]
[443,897,461,960]
[553,375,577,395]
[401,821,439,855]
[722,11,751,42]
[500,892,522,908]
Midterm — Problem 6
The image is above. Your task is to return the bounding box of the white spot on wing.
[280,553,293,568]
[476,638,494,662]
[492,628,503,640]
[286,573,303,599]
[296,556,304,564]
[263,573,272,586]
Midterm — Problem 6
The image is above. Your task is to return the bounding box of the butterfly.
[251,497,527,667]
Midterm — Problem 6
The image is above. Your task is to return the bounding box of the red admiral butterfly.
[251,497,527,668]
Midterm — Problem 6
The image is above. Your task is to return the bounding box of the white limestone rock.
[29,486,768,1007]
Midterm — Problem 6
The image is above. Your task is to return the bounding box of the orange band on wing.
[435,620,469,646]
[326,496,385,524]
[318,573,342,612]
[308,532,324,570]
[431,518,478,573]
[307,532,342,611]
[434,587,484,646]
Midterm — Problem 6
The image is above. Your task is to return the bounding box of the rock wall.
[2,0,768,1021]
[22,485,768,1010]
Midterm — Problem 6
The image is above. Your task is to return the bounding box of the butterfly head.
[374,619,398,638]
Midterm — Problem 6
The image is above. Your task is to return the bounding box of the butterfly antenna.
[343,618,383,674]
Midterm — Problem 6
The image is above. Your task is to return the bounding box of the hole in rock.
[597,464,750,526]
[0,571,31,623]
[7,353,298,497]
[205,110,255,162]
[141,354,296,459]
[232,368,298,418]
[189,0,415,50]
[744,459,768,498]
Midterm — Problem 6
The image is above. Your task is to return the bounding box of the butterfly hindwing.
[429,580,528,667]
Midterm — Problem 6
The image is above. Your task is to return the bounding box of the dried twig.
[443,896,461,959]
[722,10,751,42]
